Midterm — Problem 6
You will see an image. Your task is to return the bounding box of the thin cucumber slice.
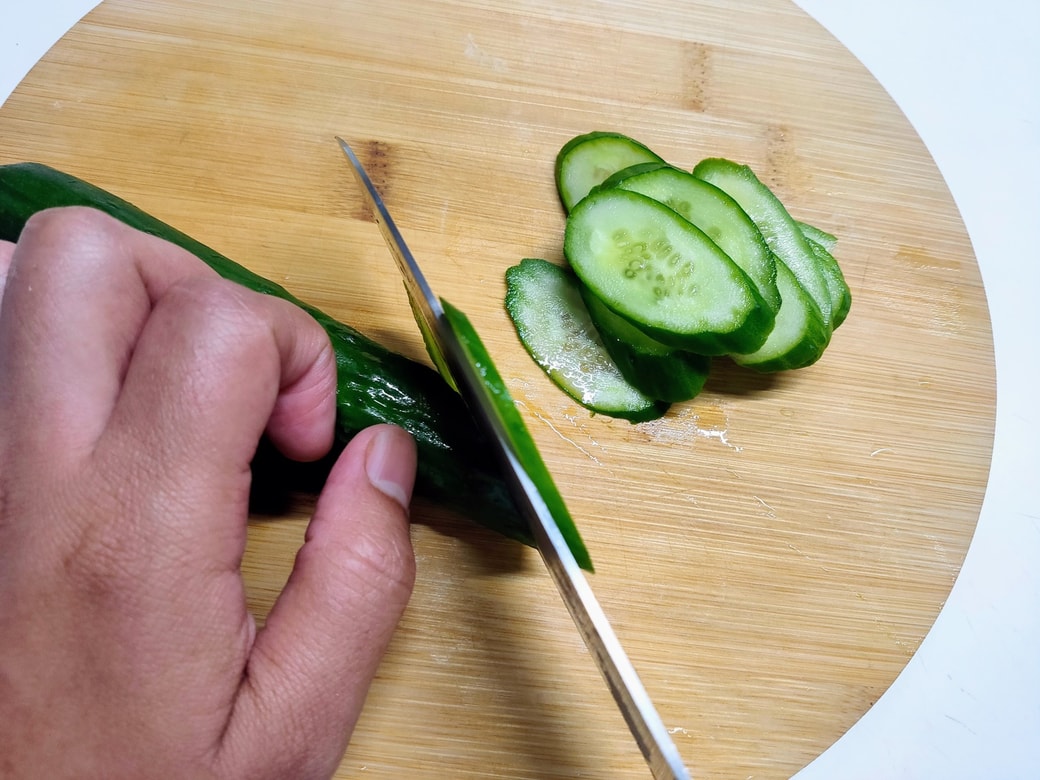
[564,187,774,355]
[580,283,710,403]
[805,236,852,330]
[692,158,834,327]
[441,299,594,571]
[732,258,831,372]
[505,258,668,422]
[555,131,666,213]
[797,220,838,251]
[601,163,781,315]
[406,291,458,392]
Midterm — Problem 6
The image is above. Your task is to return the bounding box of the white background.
[2,1,1037,777]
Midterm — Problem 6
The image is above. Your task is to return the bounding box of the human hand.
[0,207,417,779]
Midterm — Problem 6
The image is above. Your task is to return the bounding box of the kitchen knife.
[337,136,691,780]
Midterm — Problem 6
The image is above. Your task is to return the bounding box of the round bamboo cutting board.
[0,1,995,777]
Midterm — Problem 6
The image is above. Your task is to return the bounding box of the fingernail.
[365,425,416,512]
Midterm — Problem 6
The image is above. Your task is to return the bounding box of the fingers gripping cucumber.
[0,162,534,548]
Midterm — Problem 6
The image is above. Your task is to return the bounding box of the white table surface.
[2,1,1037,777]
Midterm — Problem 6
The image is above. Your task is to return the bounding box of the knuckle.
[22,205,120,247]
[314,524,416,607]
[162,277,274,356]
[220,740,338,780]
[57,485,144,598]
[353,528,416,597]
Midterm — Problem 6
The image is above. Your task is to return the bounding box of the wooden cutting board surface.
[0,1,995,777]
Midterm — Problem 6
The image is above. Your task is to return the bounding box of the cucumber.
[555,131,665,213]
[805,236,852,330]
[505,258,668,422]
[563,187,774,356]
[797,220,837,251]
[692,158,836,328]
[731,259,830,372]
[511,136,853,413]
[795,219,850,328]
[0,162,535,549]
[579,283,710,403]
[441,300,592,571]
[600,163,781,316]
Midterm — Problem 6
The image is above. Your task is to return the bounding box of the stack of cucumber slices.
[505,131,851,422]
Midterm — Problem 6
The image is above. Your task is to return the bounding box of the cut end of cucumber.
[441,298,595,572]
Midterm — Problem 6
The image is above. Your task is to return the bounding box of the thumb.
[221,424,417,779]
[0,240,14,316]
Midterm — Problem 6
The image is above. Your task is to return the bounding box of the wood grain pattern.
[0,0,995,777]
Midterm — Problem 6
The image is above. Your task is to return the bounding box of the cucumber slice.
[555,131,666,213]
[692,158,834,327]
[805,236,852,330]
[601,163,781,316]
[797,220,838,251]
[505,258,668,422]
[579,283,710,403]
[441,299,593,571]
[731,259,831,372]
[564,187,774,355]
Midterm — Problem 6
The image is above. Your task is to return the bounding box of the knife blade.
[337,136,691,780]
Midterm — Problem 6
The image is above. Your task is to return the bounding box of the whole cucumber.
[0,162,533,548]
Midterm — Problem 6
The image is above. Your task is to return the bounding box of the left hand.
[0,207,417,779]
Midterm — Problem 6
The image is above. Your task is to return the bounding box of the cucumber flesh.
[692,158,834,327]
[580,284,710,403]
[505,258,668,422]
[564,187,774,355]
[601,163,781,315]
[555,131,665,213]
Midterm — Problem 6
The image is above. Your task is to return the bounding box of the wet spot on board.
[640,399,743,450]
[895,245,962,273]
[893,246,967,335]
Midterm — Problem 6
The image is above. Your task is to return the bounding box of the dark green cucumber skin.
[0,162,533,548]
